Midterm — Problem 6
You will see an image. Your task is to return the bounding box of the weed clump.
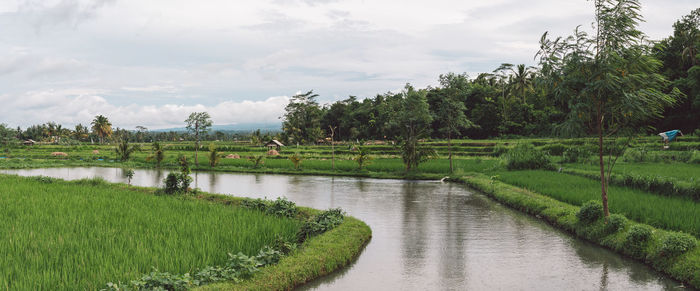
[297,208,345,243]
[624,225,653,258]
[503,143,553,170]
[660,232,697,257]
[576,200,603,224]
[605,214,627,233]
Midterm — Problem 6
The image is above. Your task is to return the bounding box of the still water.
[0,167,685,290]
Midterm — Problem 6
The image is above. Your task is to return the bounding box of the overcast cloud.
[0,0,696,129]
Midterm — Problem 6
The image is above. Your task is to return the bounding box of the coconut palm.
[91,115,112,144]
[680,30,699,66]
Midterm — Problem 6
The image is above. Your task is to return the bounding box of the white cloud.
[0,0,696,128]
[0,90,289,129]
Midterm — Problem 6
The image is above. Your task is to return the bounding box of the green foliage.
[562,147,591,163]
[297,208,345,243]
[114,139,140,161]
[503,143,553,170]
[208,143,221,168]
[288,153,303,170]
[267,197,298,218]
[185,112,213,166]
[576,200,603,224]
[492,144,510,156]
[241,197,298,219]
[124,168,134,185]
[660,232,697,257]
[282,91,323,144]
[541,143,567,156]
[353,145,373,170]
[396,84,435,171]
[248,155,265,168]
[91,115,112,144]
[145,142,165,167]
[605,214,627,233]
[0,175,300,290]
[164,173,180,194]
[496,170,700,236]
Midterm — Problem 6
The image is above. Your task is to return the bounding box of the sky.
[0,0,697,130]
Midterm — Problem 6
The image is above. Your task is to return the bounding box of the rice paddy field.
[494,170,700,236]
[0,175,301,290]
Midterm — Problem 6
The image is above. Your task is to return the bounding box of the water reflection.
[0,167,684,291]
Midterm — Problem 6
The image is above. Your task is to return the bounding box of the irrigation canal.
[0,167,685,290]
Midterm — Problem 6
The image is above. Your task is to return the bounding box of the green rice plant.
[495,170,700,236]
[503,143,553,170]
[0,174,301,290]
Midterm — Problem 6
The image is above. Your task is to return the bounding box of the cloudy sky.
[0,0,696,129]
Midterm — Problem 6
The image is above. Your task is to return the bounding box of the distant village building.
[23,139,36,146]
[265,140,284,151]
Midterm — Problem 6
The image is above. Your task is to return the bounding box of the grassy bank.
[0,174,371,290]
[453,173,700,289]
[494,170,700,237]
[197,216,371,291]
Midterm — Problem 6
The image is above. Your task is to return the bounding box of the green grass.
[197,216,372,291]
[494,170,700,237]
[0,175,301,290]
[564,161,700,182]
[456,173,700,289]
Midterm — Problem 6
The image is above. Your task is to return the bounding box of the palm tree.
[681,30,699,66]
[91,115,112,144]
[510,64,536,104]
[146,141,165,167]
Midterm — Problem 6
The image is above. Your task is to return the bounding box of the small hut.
[23,139,36,146]
[265,140,284,151]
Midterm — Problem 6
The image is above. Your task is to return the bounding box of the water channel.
[0,167,685,290]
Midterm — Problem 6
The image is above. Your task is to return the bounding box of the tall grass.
[0,175,301,290]
[495,170,700,237]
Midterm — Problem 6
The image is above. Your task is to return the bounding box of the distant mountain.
[151,123,281,133]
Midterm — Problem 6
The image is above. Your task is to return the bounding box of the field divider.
[449,173,700,289]
[559,167,700,200]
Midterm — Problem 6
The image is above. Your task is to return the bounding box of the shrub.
[503,143,553,170]
[660,232,697,257]
[241,198,268,211]
[576,200,603,224]
[541,143,567,156]
[605,214,627,234]
[624,224,653,258]
[266,197,298,218]
[164,173,179,194]
[288,153,302,170]
[562,147,591,163]
[297,208,345,243]
[492,144,509,157]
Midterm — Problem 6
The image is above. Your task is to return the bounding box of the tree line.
[280,7,699,145]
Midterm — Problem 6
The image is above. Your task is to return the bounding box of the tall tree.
[396,84,435,171]
[91,115,112,144]
[185,112,212,167]
[74,124,90,142]
[282,90,323,144]
[537,0,680,218]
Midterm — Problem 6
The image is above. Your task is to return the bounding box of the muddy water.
[0,167,684,290]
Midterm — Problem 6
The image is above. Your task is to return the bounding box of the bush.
[624,224,653,258]
[576,200,603,224]
[605,214,627,234]
[541,143,567,156]
[297,208,345,243]
[562,147,591,163]
[492,144,509,157]
[164,173,179,194]
[267,197,298,218]
[660,232,697,257]
[503,143,553,170]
